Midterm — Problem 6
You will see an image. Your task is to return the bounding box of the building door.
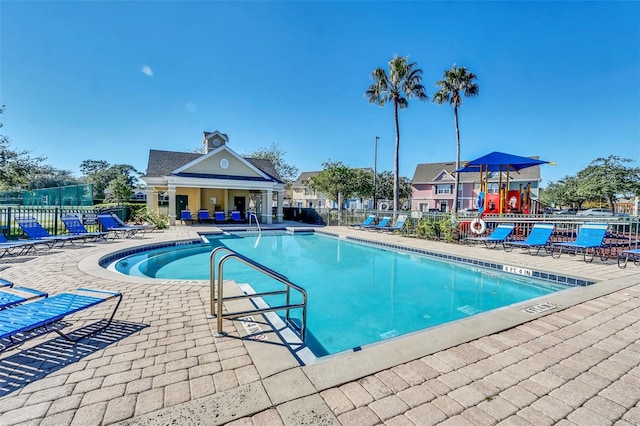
[176,195,188,218]
[234,196,246,216]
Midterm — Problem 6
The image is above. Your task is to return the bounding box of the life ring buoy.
[378,201,389,211]
[470,218,486,235]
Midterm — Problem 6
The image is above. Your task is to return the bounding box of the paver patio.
[0,224,638,425]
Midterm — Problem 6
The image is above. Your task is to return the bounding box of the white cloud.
[140,65,153,76]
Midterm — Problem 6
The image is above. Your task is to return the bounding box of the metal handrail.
[247,211,261,233]
[208,246,307,341]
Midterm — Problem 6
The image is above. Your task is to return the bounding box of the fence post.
[7,207,11,238]
[54,207,59,235]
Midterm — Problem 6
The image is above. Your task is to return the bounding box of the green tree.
[365,55,428,215]
[28,165,78,189]
[80,160,142,201]
[105,175,133,203]
[0,106,46,190]
[375,171,412,208]
[432,65,479,214]
[577,155,640,211]
[542,176,587,209]
[307,161,362,206]
[243,143,299,184]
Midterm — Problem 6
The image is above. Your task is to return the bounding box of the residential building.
[142,131,285,225]
[290,169,374,210]
[411,160,543,213]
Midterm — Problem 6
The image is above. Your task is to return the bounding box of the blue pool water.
[114,232,566,356]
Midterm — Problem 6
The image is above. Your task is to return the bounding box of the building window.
[488,183,499,194]
[436,185,452,194]
[419,202,429,212]
[439,201,448,212]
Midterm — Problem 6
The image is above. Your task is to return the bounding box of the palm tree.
[433,65,479,214]
[365,55,428,215]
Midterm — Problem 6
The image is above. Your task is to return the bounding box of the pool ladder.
[208,246,307,342]
[247,211,261,234]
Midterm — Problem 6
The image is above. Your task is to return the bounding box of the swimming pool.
[113,231,568,357]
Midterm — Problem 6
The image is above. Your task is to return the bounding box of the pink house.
[411,160,543,213]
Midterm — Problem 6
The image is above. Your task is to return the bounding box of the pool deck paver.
[0,223,638,425]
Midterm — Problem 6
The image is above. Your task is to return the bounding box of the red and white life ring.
[470,218,486,235]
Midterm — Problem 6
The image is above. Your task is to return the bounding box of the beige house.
[142,131,285,226]
[289,171,328,208]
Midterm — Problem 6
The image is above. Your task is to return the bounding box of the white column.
[261,191,269,224]
[145,189,157,213]
[266,190,273,224]
[168,187,177,226]
[276,190,284,223]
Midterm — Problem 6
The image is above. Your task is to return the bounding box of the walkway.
[0,225,637,425]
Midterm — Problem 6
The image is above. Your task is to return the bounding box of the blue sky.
[2,1,639,185]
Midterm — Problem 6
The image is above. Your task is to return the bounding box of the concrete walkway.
[0,225,638,425]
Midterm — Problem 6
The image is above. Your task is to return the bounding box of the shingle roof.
[143,150,283,183]
[412,160,542,183]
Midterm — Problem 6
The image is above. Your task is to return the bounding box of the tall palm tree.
[366,55,428,215]
[433,65,479,214]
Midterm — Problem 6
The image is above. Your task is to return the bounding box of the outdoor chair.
[503,223,555,255]
[231,211,242,222]
[181,210,193,225]
[0,233,48,258]
[466,223,516,249]
[0,287,122,352]
[550,223,608,263]
[377,214,408,233]
[616,248,640,269]
[347,214,376,229]
[111,213,156,235]
[15,217,86,248]
[0,281,48,310]
[96,214,138,239]
[61,216,109,242]
[363,216,391,231]
[198,209,212,224]
[214,211,226,222]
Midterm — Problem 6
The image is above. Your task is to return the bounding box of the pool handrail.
[208,246,307,342]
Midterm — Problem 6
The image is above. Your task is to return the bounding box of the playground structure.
[457,151,553,217]
[475,167,535,215]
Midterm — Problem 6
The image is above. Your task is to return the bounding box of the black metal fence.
[315,208,640,251]
[0,206,128,239]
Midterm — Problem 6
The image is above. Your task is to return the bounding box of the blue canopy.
[455,151,552,173]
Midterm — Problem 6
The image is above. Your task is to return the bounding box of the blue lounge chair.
[15,217,85,248]
[617,248,640,269]
[198,209,212,224]
[550,223,608,263]
[466,223,516,249]
[348,214,376,229]
[215,211,226,222]
[0,288,122,351]
[96,214,138,239]
[231,211,242,222]
[377,214,408,233]
[363,216,391,231]
[111,213,156,235]
[0,285,48,310]
[503,223,555,255]
[181,210,193,225]
[61,216,109,242]
[0,233,44,257]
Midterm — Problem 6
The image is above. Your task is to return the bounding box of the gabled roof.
[412,160,541,184]
[143,149,283,183]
